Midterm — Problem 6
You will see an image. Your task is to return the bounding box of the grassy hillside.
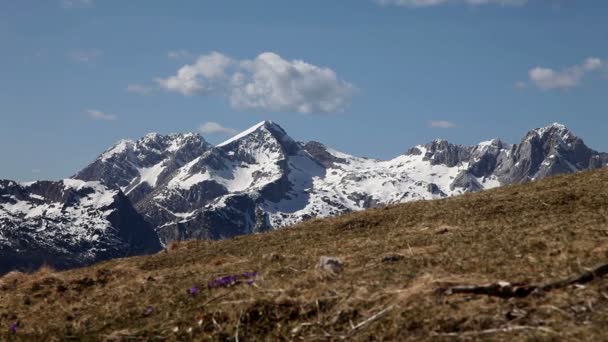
[1,168,608,341]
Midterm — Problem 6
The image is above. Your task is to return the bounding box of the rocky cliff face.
[73,122,608,245]
[494,123,608,183]
[0,179,161,274]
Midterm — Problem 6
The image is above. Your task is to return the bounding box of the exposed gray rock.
[382,254,405,263]
[421,139,471,167]
[318,256,343,274]
[450,171,483,193]
[494,123,605,184]
[427,183,447,197]
[302,141,347,168]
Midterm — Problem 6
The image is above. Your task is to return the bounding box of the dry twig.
[341,305,394,338]
[438,262,608,298]
[432,325,557,338]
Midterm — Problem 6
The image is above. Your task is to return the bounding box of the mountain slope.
[0,179,162,274]
[74,121,608,244]
[2,167,608,340]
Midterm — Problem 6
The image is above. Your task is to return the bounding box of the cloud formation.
[429,120,457,129]
[199,122,238,135]
[158,51,356,114]
[524,57,603,90]
[87,109,117,121]
[375,0,526,7]
[168,50,194,61]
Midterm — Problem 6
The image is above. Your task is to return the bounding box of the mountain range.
[1,121,607,273]
[0,179,161,274]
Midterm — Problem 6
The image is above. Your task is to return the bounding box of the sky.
[1,0,607,181]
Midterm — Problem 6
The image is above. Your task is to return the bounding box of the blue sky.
[1,0,607,181]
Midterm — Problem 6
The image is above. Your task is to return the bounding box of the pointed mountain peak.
[477,138,506,149]
[100,139,135,161]
[425,139,459,151]
[216,120,293,148]
[143,132,161,140]
[531,123,573,139]
[521,123,580,149]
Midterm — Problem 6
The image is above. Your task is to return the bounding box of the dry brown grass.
[1,168,608,340]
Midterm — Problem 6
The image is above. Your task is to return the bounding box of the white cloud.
[87,109,117,121]
[158,52,232,96]
[62,0,93,8]
[68,49,101,63]
[526,57,604,90]
[199,121,238,135]
[157,51,356,114]
[168,50,194,61]
[375,0,526,7]
[583,57,603,71]
[126,84,153,95]
[429,120,457,129]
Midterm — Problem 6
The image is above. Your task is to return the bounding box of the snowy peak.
[476,138,506,149]
[494,123,601,183]
[523,123,587,156]
[166,121,300,194]
[75,132,211,202]
[524,123,581,151]
[98,132,209,164]
[100,139,135,162]
[217,120,299,155]
[533,122,570,139]
[218,121,285,146]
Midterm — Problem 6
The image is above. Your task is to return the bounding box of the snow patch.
[100,139,134,161]
[217,121,268,147]
[138,163,166,187]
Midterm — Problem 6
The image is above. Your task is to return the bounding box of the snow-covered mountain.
[0,179,162,274]
[74,133,211,204]
[74,121,608,244]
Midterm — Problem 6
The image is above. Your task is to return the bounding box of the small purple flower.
[144,306,154,316]
[9,322,17,334]
[189,286,199,296]
[246,279,255,286]
[208,272,258,289]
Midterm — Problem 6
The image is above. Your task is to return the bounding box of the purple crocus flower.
[207,272,258,289]
[189,286,199,296]
[144,306,154,316]
[9,322,17,334]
